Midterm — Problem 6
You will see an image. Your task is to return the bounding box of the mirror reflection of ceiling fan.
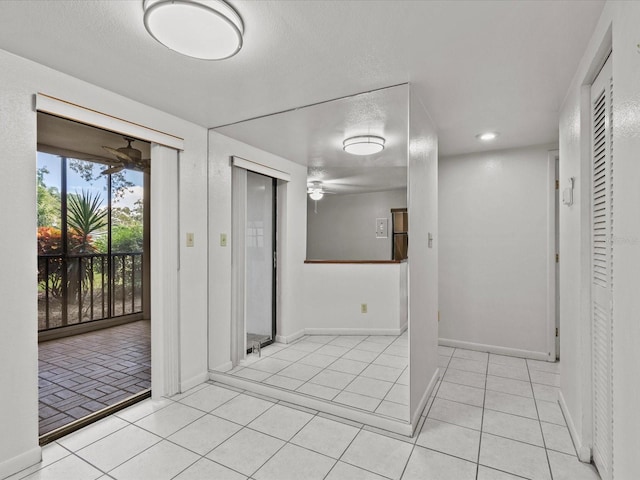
[101,137,150,175]
[307,181,335,201]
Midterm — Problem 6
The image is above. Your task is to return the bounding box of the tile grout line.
[326,423,399,480]
[526,358,555,480]
[263,334,406,416]
[212,401,317,479]
[34,347,566,480]
[397,349,449,480]
[474,350,490,480]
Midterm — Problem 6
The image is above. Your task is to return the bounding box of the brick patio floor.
[38,319,150,436]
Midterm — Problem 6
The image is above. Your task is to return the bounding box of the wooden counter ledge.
[304,260,404,264]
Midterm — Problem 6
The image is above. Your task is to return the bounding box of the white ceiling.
[215,84,408,194]
[0,1,603,157]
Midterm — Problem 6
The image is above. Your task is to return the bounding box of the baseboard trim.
[209,371,412,436]
[411,368,440,433]
[211,361,233,373]
[275,328,406,343]
[558,389,591,462]
[180,372,209,392]
[274,329,305,344]
[304,327,406,336]
[0,446,41,480]
[439,338,551,361]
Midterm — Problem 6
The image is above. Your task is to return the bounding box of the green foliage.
[67,190,108,253]
[94,225,143,253]
[37,226,91,299]
[112,200,143,227]
[37,166,61,227]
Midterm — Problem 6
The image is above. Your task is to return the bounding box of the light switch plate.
[186,232,194,247]
[220,233,227,247]
[376,218,388,238]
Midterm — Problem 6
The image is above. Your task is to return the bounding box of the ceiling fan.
[101,137,150,175]
[307,181,335,201]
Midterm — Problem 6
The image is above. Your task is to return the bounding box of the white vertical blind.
[591,55,613,480]
[231,166,248,364]
[150,143,180,397]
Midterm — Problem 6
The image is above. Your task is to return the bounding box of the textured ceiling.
[0,0,604,157]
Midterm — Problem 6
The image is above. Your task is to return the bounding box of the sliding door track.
[39,389,151,446]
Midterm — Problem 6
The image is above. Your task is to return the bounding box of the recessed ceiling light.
[143,0,244,60]
[476,132,499,141]
[343,135,385,156]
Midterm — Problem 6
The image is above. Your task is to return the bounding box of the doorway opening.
[36,113,151,442]
[245,171,277,353]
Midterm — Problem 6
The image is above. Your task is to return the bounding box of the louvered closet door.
[591,54,613,480]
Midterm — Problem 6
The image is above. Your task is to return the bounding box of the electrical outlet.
[186,232,194,247]
[361,303,367,314]
[220,233,227,247]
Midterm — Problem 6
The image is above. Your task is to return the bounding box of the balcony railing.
[38,252,143,331]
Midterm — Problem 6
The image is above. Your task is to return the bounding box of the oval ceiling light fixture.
[143,0,244,60]
[476,131,499,141]
[343,135,385,156]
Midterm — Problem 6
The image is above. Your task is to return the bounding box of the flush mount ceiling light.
[143,0,244,60]
[343,135,385,156]
[476,132,499,141]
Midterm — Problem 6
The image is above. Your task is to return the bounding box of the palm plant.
[67,190,107,253]
[65,190,107,305]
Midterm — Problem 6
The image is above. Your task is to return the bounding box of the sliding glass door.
[245,171,277,351]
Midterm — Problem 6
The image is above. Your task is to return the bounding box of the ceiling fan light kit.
[102,137,151,174]
[308,181,332,201]
[143,0,244,60]
[343,135,385,155]
[309,190,324,201]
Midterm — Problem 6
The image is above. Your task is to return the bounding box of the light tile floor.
[225,333,409,421]
[9,346,602,480]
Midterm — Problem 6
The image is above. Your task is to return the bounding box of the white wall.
[559,2,640,475]
[303,263,407,335]
[439,144,556,358]
[208,132,308,370]
[408,91,439,427]
[306,189,407,260]
[0,48,208,478]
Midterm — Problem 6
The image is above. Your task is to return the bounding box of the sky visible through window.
[37,151,143,211]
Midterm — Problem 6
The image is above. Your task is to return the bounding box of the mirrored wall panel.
[213,84,410,426]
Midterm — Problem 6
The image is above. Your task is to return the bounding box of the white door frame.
[230,157,289,366]
[546,150,559,362]
[35,94,184,399]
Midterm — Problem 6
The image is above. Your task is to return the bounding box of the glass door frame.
[246,173,277,353]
